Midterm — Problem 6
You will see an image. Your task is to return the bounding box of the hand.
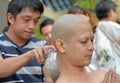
[101,68,120,83]
[30,45,56,64]
[115,74,120,83]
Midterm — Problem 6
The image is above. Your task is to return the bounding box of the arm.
[0,45,55,78]
[0,51,32,78]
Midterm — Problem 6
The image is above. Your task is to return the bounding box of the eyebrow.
[79,34,94,40]
[22,15,41,19]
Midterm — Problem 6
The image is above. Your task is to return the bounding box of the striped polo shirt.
[0,33,47,83]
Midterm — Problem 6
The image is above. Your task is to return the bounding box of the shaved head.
[51,14,89,43]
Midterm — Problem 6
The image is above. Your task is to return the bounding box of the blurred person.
[51,14,120,83]
[0,0,55,83]
[39,18,59,83]
[89,0,120,75]
[67,5,98,33]
[40,18,54,45]
[95,0,118,22]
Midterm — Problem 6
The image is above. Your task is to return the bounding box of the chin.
[85,61,91,66]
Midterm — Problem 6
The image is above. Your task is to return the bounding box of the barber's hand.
[30,45,56,64]
[101,68,120,83]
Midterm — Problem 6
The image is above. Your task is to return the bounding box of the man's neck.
[6,31,27,46]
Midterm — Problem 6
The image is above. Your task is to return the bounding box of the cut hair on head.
[51,14,88,43]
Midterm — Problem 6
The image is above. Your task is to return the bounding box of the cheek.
[16,25,25,32]
[68,44,84,55]
[74,48,84,57]
[15,21,27,28]
[44,36,49,41]
[66,44,86,63]
[74,44,87,58]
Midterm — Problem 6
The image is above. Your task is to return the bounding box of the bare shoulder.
[91,69,106,82]
[95,69,106,74]
[93,69,106,77]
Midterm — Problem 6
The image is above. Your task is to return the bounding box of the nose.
[48,33,51,39]
[28,21,36,30]
[88,41,94,51]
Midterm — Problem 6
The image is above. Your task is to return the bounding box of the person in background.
[89,0,120,75]
[40,18,60,82]
[40,18,54,45]
[39,18,58,83]
[0,0,55,83]
[67,5,98,33]
[51,14,120,83]
[95,0,118,22]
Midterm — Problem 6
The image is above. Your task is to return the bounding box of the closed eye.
[23,18,30,23]
[80,41,87,44]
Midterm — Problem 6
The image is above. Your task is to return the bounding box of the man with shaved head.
[51,14,120,83]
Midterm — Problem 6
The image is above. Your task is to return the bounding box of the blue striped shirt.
[0,33,47,83]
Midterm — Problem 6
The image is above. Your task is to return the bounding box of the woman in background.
[67,6,98,33]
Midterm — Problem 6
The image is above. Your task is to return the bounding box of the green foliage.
[34,0,99,39]
[34,21,44,40]
[34,27,44,39]
[74,0,99,11]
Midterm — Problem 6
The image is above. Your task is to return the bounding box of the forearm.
[0,51,33,78]
[0,45,54,78]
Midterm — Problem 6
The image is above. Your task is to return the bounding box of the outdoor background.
[0,0,120,39]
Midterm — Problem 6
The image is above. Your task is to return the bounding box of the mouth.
[25,31,34,35]
[85,54,92,60]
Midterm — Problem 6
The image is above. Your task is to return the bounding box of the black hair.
[68,5,98,32]
[40,18,54,34]
[95,0,117,20]
[7,0,44,26]
[67,6,86,14]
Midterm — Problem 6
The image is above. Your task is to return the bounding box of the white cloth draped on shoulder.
[89,21,120,75]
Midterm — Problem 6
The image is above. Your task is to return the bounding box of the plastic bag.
[44,51,60,81]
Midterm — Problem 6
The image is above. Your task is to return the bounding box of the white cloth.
[89,21,120,75]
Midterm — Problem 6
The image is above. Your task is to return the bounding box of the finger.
[107,69,113,83]
[105,69,112,83]
[43,45,56,58]
[115,74,120,83]
[111,69,116,83]
[37,46,45,64]
[43,46,49,57]
[46,45,56,52]
[32,48,41,63]
[104,71,109,83]
[102,71,109,83]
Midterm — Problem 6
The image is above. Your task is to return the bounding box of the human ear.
[7,13,15,25]
[55,39,65,53]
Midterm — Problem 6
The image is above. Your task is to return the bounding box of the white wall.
[0,0,9,33]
